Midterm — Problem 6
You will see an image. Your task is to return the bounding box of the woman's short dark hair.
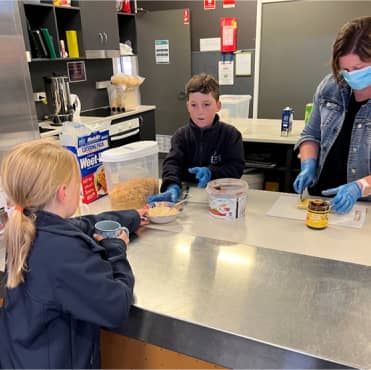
[185,73,220,101]
[332,16,371,82]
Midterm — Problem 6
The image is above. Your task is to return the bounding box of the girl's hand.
[118,229,130,245]
[93,229,130,246]
[137,208,150,226]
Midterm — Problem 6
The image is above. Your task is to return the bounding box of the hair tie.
[15,205,24,212]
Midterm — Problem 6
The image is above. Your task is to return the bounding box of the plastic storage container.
[219,95,252,121]
[101,141,159,210]
[206,178,248,220]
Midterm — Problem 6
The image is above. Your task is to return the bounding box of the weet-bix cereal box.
[60,122,109,204]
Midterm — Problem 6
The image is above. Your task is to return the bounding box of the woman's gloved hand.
[147,184,181,203]
[188,167,211,188]
[322,182,362,214]
[293,158,317,194]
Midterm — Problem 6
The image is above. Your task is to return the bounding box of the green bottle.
[304,103,313,124]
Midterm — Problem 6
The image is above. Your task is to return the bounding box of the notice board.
[256,1,371,119]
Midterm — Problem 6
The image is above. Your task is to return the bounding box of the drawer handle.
[110,129,140,141]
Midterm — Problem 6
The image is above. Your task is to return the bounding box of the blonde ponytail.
[5,210,36,288]
[0,139,79,288]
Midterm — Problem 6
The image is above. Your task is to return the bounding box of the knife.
[300,187,307,202]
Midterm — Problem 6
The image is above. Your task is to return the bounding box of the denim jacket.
[295,74,371,199]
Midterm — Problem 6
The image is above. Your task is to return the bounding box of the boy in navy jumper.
[148,73,245,202]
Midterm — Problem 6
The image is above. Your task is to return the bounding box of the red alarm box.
[220,17,237,53]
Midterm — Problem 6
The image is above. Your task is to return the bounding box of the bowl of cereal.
[146,201,183,224]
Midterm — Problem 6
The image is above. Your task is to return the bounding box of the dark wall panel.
[258,1,371,119]
[137,1,257,112]
[137,1,257,51]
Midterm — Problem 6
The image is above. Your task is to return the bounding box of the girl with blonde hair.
[0,139,144,368]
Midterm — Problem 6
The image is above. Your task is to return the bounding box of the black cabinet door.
[136,9,191,136]
[79,0,119,58]
[139,110,156,141]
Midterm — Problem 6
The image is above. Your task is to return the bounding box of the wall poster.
[218,61,234,85]
[155,40,170,64]
[235,51,252,76]
[67,61,87,83]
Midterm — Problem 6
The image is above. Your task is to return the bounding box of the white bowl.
[148,213,178,224]
[147,201,182,224]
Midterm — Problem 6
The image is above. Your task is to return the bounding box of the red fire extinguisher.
[220,17,237,53]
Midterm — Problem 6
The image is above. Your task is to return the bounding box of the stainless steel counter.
[230,118,305,144]
[121,229,370,368]
[87,189,371,368]
[1,189,370,368]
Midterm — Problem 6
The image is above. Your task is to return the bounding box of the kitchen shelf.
[23,1,53,7]
[243,141,300,193]
[118,11,137,54]
[29,57,83,62]
[54,5,80,10]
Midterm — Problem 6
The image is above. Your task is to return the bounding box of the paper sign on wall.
[200,38,220,52]
[204,0,216,10]
[235,51,252,76]
[155,40,170,64]
[218,61,234,85]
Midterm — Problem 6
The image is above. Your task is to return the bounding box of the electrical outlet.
[96,80,110,89]
[33,92,46,102]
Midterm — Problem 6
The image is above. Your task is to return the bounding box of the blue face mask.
[341,65,371,90]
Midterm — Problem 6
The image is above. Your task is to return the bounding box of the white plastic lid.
[101,141,158,162]
[220,94,252,102]
[206,178,248,196]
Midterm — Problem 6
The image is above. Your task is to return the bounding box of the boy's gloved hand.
[188,167,211,188]
[147,184,181,203]
[293,158,317,194]
[322,182,362,214]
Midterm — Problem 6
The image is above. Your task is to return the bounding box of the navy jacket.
[161,115,245,191]
[0,209,139,369]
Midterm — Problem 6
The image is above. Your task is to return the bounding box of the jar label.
[208,196,246,220]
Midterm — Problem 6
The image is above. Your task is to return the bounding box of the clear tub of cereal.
[101,141,159,210]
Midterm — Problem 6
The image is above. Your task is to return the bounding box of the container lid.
[206,178,248,196]
[220,94,252,102]
[101,141,158,162]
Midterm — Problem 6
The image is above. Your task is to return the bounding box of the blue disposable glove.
[188,167,212,188]
[147,184,181,203]
[322,182,362,214]
[293,158,317,194]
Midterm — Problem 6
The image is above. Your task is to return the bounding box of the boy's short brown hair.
[185,73,220,101]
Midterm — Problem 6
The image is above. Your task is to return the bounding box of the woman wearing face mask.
[293,16,371,214]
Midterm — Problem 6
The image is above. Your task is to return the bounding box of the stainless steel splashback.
[112,55,139,76]
[0,1,39,162]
